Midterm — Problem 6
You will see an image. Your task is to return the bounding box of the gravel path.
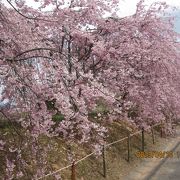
[125,126,180,180]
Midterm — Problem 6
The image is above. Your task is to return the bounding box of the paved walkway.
[146,142,180,180]
[125,127,180,180]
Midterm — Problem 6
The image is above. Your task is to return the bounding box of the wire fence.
[37,122,165,180]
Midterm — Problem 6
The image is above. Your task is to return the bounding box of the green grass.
[52,113,64,122]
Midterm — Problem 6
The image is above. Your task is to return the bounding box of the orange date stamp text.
[135,151,174,158]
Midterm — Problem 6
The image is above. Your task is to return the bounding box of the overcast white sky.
[119,0,180,33]
[2,0,180,32]
[3,0,180,16]
[23,0,180,32]
[24,0,180,12]
[117,0,180,17]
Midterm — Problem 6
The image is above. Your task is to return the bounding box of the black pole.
[142,128,145,152]
[127,134,131,162]
[160,121,163,138]
[71,161,76,180]
[151,126,155,144]
[102,145,106,178]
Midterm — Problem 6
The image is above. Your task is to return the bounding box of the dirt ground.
[124,126,180,180]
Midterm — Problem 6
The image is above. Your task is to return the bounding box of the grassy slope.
[0,108,171,180]
[57,122,167,180]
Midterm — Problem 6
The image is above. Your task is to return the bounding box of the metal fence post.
[142,128,145,152]
[160,121,163,138]
[71,161,76,180]
[127,134,131,162]
[102,145,106,178]
[151,126,155,144]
